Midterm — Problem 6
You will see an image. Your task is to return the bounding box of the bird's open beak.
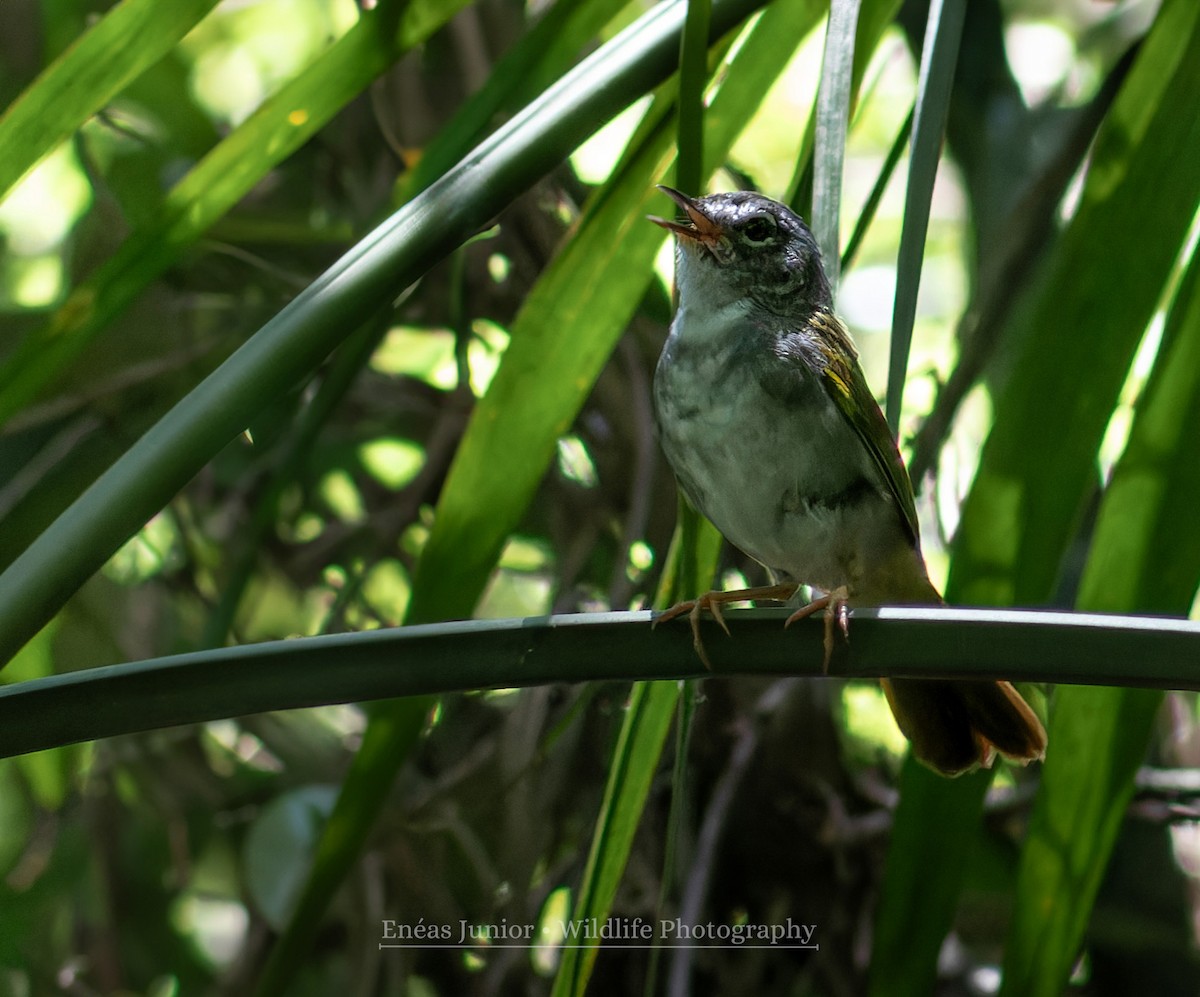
[648,185,723,246]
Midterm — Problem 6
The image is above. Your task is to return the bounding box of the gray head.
[650,186,832,317]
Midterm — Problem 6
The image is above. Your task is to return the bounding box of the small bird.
[650,186,1046,776]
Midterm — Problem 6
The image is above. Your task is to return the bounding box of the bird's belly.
[655,362,876,590]
[709,478,851,589]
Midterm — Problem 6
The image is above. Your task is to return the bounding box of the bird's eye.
[742,216,775,243]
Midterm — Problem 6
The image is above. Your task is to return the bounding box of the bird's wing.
[807,310,921,545]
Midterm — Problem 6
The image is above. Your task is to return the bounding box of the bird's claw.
[655,583,799,670]
[784,586,850,673]
[653,593,731,670]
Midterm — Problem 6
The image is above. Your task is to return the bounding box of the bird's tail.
[881,677,1047,776]
[863,566,1047,776]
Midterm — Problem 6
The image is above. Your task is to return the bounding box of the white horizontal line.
[378,943,819,950]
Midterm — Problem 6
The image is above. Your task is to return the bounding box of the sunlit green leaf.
[0,0,473,428]
[874,2,1200,992]
[1001,173,1200,996]
[0,0,222,203]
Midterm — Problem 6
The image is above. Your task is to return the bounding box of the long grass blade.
[0,0,221,202]
[674,0,712,197]
[5,608,1200,761]
[885,0,966,431]
[551,681,679,997]
[841,103,912,272]
[812,0,862,292]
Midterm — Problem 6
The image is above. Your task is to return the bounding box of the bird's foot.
[784,586,850,674]
[655,583,800,669]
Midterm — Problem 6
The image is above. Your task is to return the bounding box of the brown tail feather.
[882,677,1047,777]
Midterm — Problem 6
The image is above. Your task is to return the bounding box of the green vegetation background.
[1,0,1199,994]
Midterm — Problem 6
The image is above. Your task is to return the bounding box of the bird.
[649,185,1046,776]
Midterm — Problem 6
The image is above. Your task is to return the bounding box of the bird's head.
[649,186,832,317]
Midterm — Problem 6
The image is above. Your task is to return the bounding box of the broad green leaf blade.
[1001,220,1200,996]
[948,0,1200,608]
[551,680,679,997]
[812,0,862,291]
[0,0,768,669]
[999,690,1157,997]
[874,2,1200,991]
[870,763,991,997]
[0,0,221,202]
[885,0,966,431]
[1082,266,1200,612]
[0,0,473,429]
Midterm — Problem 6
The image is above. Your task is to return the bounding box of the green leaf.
[551,680,679,997]
[4,607,1200,759]
[948,0,1200,608]
[870,763,991,997]
[243,785,339,931]
[1000,689,1158,997]
[873,2,1200,991]
[0,0,769,669]
[674,0,712,197]
[885,0,966,431]
[255,0,776,989]
[1000,186,1200,995]
[785,0,900,216]
[812,0,862,291]
[0,0,221,202]
[840,103,912,272]
[0,0,473,429]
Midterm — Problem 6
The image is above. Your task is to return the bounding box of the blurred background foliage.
[1,0,1199,994]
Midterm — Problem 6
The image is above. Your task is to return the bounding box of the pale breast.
[653,325,900,592]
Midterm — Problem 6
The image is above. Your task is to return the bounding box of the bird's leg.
[655,583,800,669]
[784,586,850,673]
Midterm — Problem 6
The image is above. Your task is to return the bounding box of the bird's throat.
[670,296,751,347]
